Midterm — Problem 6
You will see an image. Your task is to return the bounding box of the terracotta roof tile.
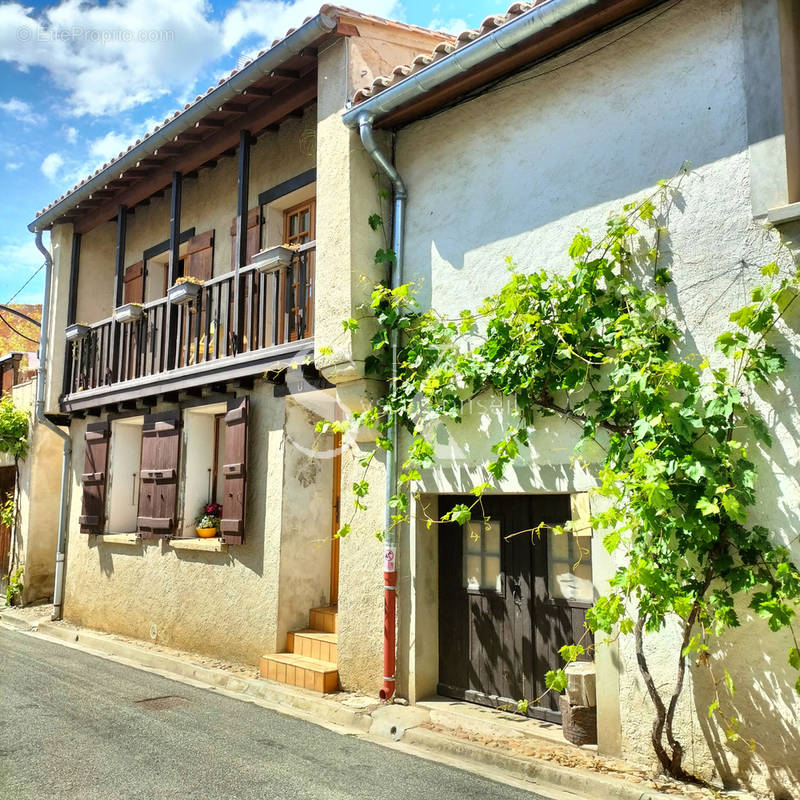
[352,0,543,105]
[36,5,450,220]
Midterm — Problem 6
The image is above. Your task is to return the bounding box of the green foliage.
[332,173,800,777]
[5,566,23,606]
[316,172,800,774]
[0,397,29,461]
[0,495,14,530]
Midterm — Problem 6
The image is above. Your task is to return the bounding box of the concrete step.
[260,652,339,694]
[287,629,338,663]
[309,606,337,633]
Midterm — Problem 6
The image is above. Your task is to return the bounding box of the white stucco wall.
[62,381,334,666]
[391,0,799,793]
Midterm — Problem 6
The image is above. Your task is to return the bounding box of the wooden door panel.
[438,493,583,722]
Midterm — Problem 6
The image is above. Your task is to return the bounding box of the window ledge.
[767,202,800,226]
[170,538,227,553]
[94,533,140,545]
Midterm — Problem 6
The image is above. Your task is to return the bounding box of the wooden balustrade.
[66,244,314,396]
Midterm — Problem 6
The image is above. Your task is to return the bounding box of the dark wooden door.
[438,494,592,722]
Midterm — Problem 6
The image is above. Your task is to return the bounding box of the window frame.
[462,518,505,596]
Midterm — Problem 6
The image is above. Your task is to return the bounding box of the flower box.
[65,323,91,342]
[114,303,144,324]
[253,245,295,272]
[168,282,202,306]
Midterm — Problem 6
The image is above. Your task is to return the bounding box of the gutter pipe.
[342,0,611,130]
[33,232,72,621]
[28,11,338,233]
[345,0,608,701]
[357,116,406,701]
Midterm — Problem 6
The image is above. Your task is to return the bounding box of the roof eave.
[342,0,666,130]
[29,9,338,233]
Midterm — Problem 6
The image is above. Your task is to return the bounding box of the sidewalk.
[0,610,725,800]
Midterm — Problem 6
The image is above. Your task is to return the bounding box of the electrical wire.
[413,0,686,125]
[0,311,39,345]
[5,261,45,305]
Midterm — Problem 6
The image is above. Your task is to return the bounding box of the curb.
[404,728,668,800]
[36,620,375,734]
[29,621,675,800]
[0,609,45,631]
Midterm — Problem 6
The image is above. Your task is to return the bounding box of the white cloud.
[427,17,468,34]
[0,97,42,124]
[40,152,64,180]
[5,162,22,171]
[0,238,47,304]
[0,0,400,117]
[64,125,78,143]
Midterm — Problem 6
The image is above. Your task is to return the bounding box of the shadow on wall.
[399,0,783,310]
[692,621,800,799]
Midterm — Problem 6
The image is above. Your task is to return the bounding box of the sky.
[0,0,507,306]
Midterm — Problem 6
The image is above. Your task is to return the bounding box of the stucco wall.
[122,107,317,278]
[390,0,799,793]
[4,380,63,603]
[62,381,331,665]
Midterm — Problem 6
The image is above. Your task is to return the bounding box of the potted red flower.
[195,502,222,538]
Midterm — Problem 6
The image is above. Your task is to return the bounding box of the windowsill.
[170,537,227,552]
[767,201,800,226]
[94,532,140,545]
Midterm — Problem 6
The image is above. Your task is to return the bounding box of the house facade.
[0,348,64,605]
[341,0,800,794]
[33,7,448,694]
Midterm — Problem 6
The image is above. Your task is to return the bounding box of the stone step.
[287,629,338,663]
[259,652,339,694]
[309,606,337,633]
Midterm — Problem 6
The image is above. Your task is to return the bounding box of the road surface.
[0,627,548,800]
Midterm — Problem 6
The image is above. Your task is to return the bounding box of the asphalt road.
[0,628,544,800]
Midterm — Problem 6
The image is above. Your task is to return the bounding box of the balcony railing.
[65,243,314,401]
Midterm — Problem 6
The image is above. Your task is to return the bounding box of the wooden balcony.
[62,244,315,412]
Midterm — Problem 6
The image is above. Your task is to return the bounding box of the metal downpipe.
[34,231,72,621]
[357,115,406,700]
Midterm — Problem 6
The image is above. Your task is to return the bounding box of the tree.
[324,173,800,781]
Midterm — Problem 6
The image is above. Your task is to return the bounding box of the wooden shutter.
[229,208,261,269]
[123,261,144,304]
[137,410,181,538]
[79,422,110,533]
[220,396,248,544]
[184,230,214,282]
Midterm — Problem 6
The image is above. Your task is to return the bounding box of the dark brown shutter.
[221,396,248,545]
[184,230,214,282]
[229,208,261,269]
[123,261,144,304]
[137,410,181,538]
[79,422,110,533]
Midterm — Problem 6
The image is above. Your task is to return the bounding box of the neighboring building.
[31,7,448,694]
[341,0,800,794]
[0,307,64,605]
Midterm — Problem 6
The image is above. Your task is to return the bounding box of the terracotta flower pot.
[196,526,218,538]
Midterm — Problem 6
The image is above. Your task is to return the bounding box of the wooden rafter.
[74,72,317,233]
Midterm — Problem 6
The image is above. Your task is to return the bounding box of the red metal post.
[380,544,397,700]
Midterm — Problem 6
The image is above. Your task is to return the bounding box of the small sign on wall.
[383,545,396,573]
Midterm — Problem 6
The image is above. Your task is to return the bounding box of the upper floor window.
[284,199,315,246]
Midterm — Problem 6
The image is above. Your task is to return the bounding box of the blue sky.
[0,0,506,306]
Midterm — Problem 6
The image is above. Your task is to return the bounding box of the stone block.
[565,661,596,707]
[559,695,598,746]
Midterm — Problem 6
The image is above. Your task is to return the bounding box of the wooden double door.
[438,494,592,722]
